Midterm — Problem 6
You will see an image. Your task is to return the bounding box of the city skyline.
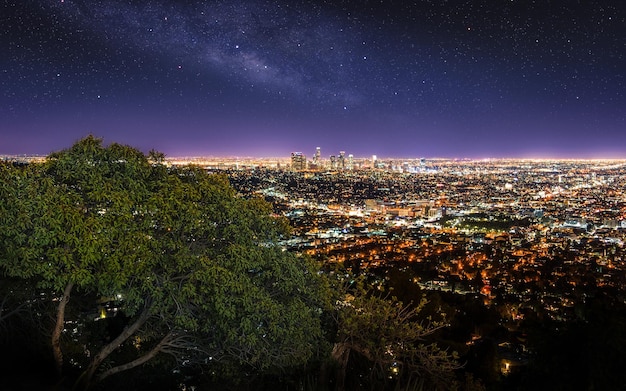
[2,1,625,158]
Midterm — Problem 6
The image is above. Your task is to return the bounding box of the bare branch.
[96,331,175,382]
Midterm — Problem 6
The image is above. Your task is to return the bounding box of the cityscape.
[3,144,626,389]
[179,148,626,383]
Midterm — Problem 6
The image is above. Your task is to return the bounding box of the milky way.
[1,1,625,158]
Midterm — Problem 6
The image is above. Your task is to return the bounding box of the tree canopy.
[0,137,327,389]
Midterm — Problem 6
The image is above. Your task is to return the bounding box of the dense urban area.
[197,151,626,389]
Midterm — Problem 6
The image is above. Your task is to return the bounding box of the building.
[291,152,307,171]
[314,147,321,164]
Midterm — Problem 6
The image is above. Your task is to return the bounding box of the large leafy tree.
[0,137,326,389]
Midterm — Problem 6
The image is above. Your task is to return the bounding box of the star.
[0,0,623,158]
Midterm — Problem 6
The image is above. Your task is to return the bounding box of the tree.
[331,283,461,391]
[0,158,81,376]
[0,137,327,389]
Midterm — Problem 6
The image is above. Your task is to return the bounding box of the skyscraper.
[291,152,307,171]
[314,147,321,165]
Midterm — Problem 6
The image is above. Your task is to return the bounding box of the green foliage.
[333,283,461,390]
[0,137,328,386]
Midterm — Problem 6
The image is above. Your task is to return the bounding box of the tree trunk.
[318,358,330,388]
[75,302,152,390]
[331,342,351,391]
[52,282,74,378]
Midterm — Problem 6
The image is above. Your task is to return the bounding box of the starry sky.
[1,1,625,158]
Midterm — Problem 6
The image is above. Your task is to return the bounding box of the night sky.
[1,1,625,158]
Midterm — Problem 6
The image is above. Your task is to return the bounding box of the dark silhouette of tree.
[331,282,461,391]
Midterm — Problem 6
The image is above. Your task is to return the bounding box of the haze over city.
[1,1,624,158]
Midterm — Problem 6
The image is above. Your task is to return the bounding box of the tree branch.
[77,299,153,390]
[0,297,27,323]
[95,331,174,382]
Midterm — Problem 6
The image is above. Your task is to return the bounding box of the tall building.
[291,152,307,171]
[314,147,321,165]
[348,154,354,170]
[339,151,346,170]
[330,155,337,170]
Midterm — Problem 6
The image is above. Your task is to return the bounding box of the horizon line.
[4,153,626,162]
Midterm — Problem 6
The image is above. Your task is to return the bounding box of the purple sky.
[1,1,625,159]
